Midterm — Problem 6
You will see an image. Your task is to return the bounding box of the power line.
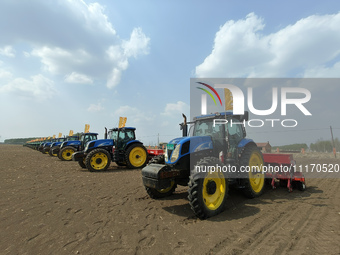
[248,127,340,134]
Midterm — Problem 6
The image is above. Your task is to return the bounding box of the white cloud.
[0,74,57,100]
[0,46,15,57]
[123,27,150,58]
[114,105,154,124]
[0,68,12,80]
[161,101,189,116]
[196,12,340,78]
[87,102,104,112]
[65,72,93,84]
[31,47,92,74]
[0,0,150,90]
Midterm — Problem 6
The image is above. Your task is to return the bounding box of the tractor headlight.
[164,147,168,162]
[60,142,65,149]
[84,142,90,152]
[170,144,181,163]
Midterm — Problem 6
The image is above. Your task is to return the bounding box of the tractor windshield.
[116,129,135,149]
[108,130,118,140]
[193,119,222,137]
[82,134,97,144]
[68,136,79,141]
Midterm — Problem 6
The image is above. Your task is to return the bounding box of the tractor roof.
[82,132,98,135]
[194,111,248,121]
[111,127,136,131]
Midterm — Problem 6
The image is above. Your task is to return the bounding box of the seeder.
[263,153,306,192]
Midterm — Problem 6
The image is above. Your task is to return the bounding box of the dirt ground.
[1,144,339,255]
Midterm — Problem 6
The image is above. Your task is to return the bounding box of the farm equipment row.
[24,113,306,219]
[24,123,163,172]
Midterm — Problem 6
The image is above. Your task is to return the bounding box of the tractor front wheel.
[240,145,265,198]
[78,159,87,169]
[145,181,177,199]
[49,146,58,157]
[188,157,228,219]
[125,144,148,169]
[85,149,111,172]
[59,146,76,161]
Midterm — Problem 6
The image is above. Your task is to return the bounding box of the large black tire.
[188,157,228,219]
[78,159,86,169]
[42,147,49,154]
[59,146,76,161]
[145,181,177,199]
[85,149,111,172]
[240,145,265,198]
[125,144,148,169]
[49,146,58,157]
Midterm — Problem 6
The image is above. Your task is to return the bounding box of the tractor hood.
[84,139,114,153]
[165,136,213,164]
[61,140,81,148]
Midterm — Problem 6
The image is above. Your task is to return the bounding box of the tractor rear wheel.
[145,181,177,199]
[240,145,265,198]
[59,146,76,161]
[125,144,148,169]
[85,149,111,172]
[188,157,228,219]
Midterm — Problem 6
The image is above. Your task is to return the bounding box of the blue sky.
[0,0,340,146]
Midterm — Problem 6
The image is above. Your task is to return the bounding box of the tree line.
[310,138,340,152]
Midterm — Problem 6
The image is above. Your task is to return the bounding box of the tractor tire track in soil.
[0,145,339,255]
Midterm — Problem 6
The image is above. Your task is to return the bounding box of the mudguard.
[237,138,255,148]
[72,151,85,162]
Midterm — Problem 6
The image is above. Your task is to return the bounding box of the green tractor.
[142,111,265,219]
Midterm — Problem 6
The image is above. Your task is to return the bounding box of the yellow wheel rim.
[158,181,175,193]
[129,147,147,167]
[52,152,58,157]
[90,152,108,170]
[202,171,226,210]
[62,149,74,161]
[248,151,264,193]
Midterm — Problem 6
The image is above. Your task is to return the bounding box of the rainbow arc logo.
[196,82,222,106]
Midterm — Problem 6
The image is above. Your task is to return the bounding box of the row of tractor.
[25,124,163,172]
[24,112,306,219]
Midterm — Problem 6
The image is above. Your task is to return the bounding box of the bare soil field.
[1,144,339,255]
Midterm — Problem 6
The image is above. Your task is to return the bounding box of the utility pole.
[330,126,336,158]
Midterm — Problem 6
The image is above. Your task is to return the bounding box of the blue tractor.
[57,132,98,161]
[42,137,67,154]
[72,127,148,171]
[48,135,80,157]
[142,111,265,219]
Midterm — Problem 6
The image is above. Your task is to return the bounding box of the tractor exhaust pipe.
[180,113,188,137]
[104,127,108,139]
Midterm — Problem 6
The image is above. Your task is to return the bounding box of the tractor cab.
[190,112,248,161]
[80,133,98,150]
[112,127,136,150]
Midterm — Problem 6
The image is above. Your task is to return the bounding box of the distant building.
[256,141,272,153]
